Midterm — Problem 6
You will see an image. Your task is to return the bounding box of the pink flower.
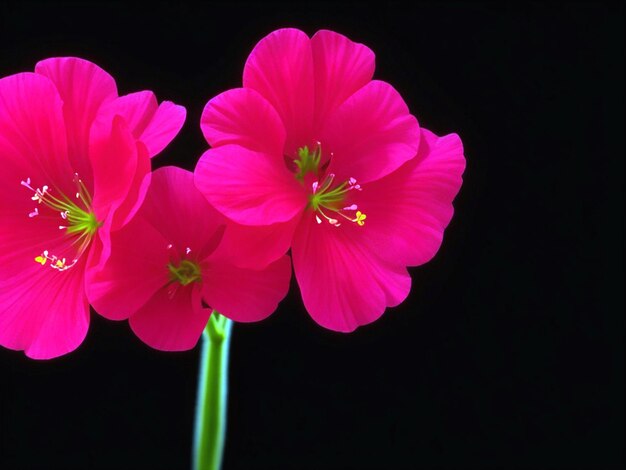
[195,29,465,332]
[0,58,186,358]
[86,166,291,351]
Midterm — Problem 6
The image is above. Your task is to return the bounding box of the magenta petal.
[321,80,420,183]
[311,29,375,131]
[0,262,89,360]
[141,166,226,259]
[0,72,71,188]
[194,145,307,226]
[35,57,117,181]
[86,216,170,321]
[292,215,411,332]
[129,284,210,352]
[109,140,151,231]
[96,91,186,158]
[216,217,300,269]
[140,166,226,259]
[89,115,143,223]
[358,128,466,266]
[203,255,291,322]
[243,28,314,155]
[141,100,186,157]
[201,87,286,155]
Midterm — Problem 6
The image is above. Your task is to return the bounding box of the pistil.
[293,144,367,228]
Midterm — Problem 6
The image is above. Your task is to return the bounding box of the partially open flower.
[0,58,185,358]
[195,29,465,331]
[86,167,291,351]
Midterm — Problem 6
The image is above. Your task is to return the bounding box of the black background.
[0,2,623,469]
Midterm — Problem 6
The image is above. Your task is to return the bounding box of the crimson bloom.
[195,28,465,331]
[86,166,291,351]
[0,58,185,358]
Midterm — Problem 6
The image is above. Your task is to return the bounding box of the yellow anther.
[355,211,367,226]
[55,260,66,269]
[34,256,47,266]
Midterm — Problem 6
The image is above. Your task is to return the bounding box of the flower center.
[294,145,322,181]
[168,259,202,286]
[294,144,367,228]
[21,173,100,271]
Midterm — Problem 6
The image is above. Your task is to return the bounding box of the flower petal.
[0,71,88,359]
[311,29,375,131]
[215,218,299,269]
[194,145,307,226]
[292,214,411,332]
[243,28,314,155]
[140,166,226,259]
[129,284,210,351]
[89,115,150,230]
[0,259,89,359]
[201,87,286,156]
[136,100,186,157]
[35,57,118,182]
[0,72,71,191]
[321,80,420,183]
[202,255,291,323]
[86,216,170,321]
[96,91,186,158]
[357,129,466,266]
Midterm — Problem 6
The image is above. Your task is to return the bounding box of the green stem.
[192,312,233,470]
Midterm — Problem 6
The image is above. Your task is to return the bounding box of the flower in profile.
[0,58,186,359]
[195,28,465,331]
[86,166,291,351]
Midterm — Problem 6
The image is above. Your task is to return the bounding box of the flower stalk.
[193,312,233,470]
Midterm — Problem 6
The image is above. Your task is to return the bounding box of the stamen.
[294,145,368,229]
[33,249,79,271]
[22,175,99,272]
[308,175,367,228]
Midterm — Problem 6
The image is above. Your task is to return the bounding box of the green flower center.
[294,144,367,228]
[168,259,202,286]
[294,145,322,180]
[22,173,101,271]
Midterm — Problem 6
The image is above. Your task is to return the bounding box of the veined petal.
[140,167,225,260]
[201,87,286,156]
[202,255,291,323]
[0,72,71,192]
[89,115,146,226]
[214,217,299,270]
[0,72,83,343]
[95,91,186,158]
[311,29,375,131]
[358,129,466,266]
[35,57,118,182]
[194,145,307,226]
[86,216,170,321]
[321,80,420,183]
[243,28,314,155]
[108,140,151,232]
[292,215,411,332]
[0,258,89,360]
[129,284,210,352]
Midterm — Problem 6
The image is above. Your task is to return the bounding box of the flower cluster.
[1,29,464,359]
